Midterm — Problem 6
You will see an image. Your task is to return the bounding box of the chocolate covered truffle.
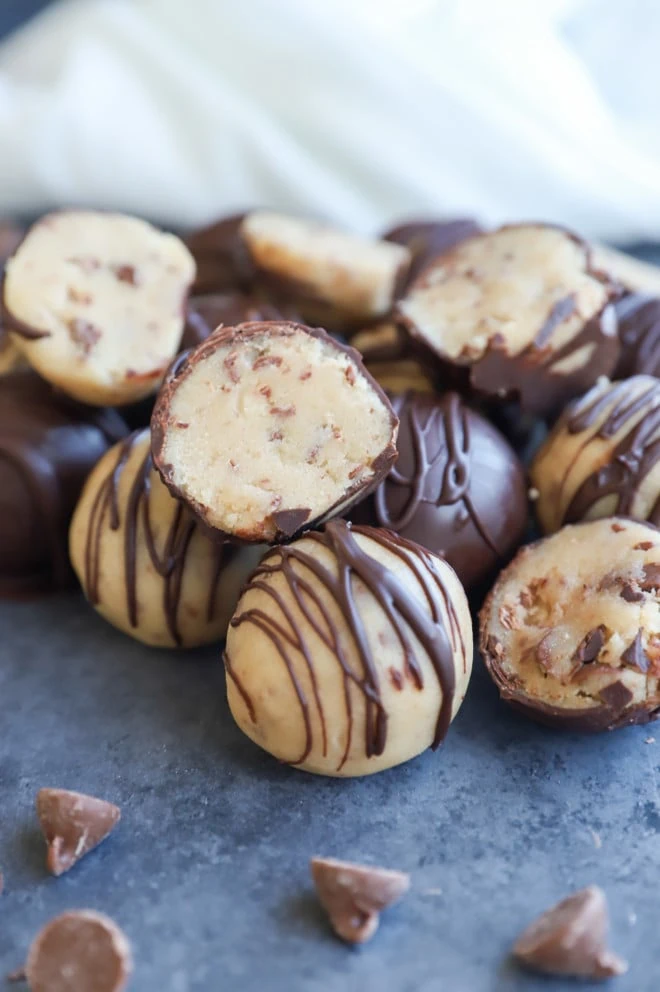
[182,292,286,350]
[0,371,127,597]
[613,292,660,379]
[480,518,660,731]
[240,211,411,327]
[352,392,527,588]
[531,375,660,534]
[397,224,619,416]
[69,430,263,648]
[184,212,253,295]
[3,210,195,405]
[225,519,473,776]
[0,221,25,376]
[151,321,398,543]
[349,322,436,395]
[382,216,481,287]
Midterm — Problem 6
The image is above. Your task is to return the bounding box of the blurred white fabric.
[1,0,660,239]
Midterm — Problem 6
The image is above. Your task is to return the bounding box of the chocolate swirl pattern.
[225,520,472,775]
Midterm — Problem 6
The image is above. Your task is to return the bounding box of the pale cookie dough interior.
[155,324,397,541]
[397,225,612,361]
[531,375,660,534]
[4,211,195,405]
[225,525,473,776]
[241,211,410,321]
[482,519,660,718]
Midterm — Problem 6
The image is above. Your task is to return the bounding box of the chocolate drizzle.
[563,379,660,524]
[225,519,466,771]
[82,431,230,645]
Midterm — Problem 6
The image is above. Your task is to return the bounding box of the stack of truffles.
[3,208,660,778]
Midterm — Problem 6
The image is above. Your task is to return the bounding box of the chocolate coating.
[182,292,287,350]
[613,292,660,379]
[0,372,127,596]
[382,216,482,288]
[351,392,528,588]
[184,212,254,295]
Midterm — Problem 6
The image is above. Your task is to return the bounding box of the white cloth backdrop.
[0,0,659,239]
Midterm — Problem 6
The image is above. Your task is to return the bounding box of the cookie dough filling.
[151,322,398,542]
[531,375,660,534]
[480,518,660,730]
[3,210,195,406]
[241,211,411,323]
[397,224,619,414]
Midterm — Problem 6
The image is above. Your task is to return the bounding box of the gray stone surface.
[1,593,658,991]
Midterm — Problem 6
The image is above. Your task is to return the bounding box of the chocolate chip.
[310,856,410,944]
[113,264,139,286]
[252,354,283,370]
[573,625,606,664]
[611,522,626,532]
[36,788,121,877]
[67,319,101,356]
[620,583,643,603]
[634,541,654,551]
[270,405,296,416]
[270,508,311,537]
[512,886,627,979]
[25,910,132,992]
[640,563,660,590]
[621,628,649,673]
[598,681,634,712]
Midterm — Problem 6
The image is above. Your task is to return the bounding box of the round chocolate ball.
[381,216,481,287]
[351,391,528,588]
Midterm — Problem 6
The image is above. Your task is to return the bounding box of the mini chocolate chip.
[621,628,649,673]
[620,583,644,603]
[67,319,101,356]
[113,264,139,286]
[598,681,634,712]
[252,354,283,370]
[634,541,654,551]
[611,523,625,533]
[271,508,311,537]
[640,563,660,590]
[310,856,410,944]
[573,625,606,664]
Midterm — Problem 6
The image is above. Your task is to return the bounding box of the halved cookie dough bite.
[2,210,195,406]
[225,520,473,776]
[240,211,411,328]
[397,224,620,416]
[530,375,660,534]
[349,322,437,395]
[480,518,660,731]
[151,321,399,543]
[69,430,262,648]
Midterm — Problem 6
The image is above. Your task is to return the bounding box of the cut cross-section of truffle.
[349,322,437,395]
[224,519,472,776]
[530,375,660,534]
[310,856,410,944]
[241,211,411,326]
[351,391,528,589]
[381,216,481,288]
[151,322,399,543]
[397,224,619,416]
[513,886,627,980]
[36,788,121,876]
[613,293,660,379]
[2,210,195,406]
[480,518,660,730]
[25,911,132,992]
[69,430,263,648]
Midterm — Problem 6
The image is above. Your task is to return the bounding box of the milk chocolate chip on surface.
[310,856,410,944]
[0,371,127,598]
[351,391,528,589]
[224,519,472,776]
[36,788,121,877]
[531,375,660,534]
[513,886,627,980]
[69,430,262,648]
[480,518,660,730]
[2,210,195,406]
[151,321,399,543]
[240,211,411,327]
[25,911,132,992]
[397,224,619,416]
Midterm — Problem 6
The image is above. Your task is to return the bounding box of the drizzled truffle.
[382,216,481,288]
[151,321,398,543]
[613,293,660,379]
[531,375,660,534]
[352,392,527,588]
[3,210,195,405]
[349,322,436,395]
[397,224,619,416]
[69,430,263,648]
[480,518,660,731]
[0,371,127,597]
[225,519,473,776]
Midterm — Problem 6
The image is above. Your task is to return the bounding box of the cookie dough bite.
[184,212,254,295]
[0,371,127,597]
[69,430,263,648]
[382,216,482,287]
[2,210,195,406]
[480,518,660,731]
[225,519,473,776]
[530,375,660,534]
[613,293,660,379]
[182,292,288,350]
[151,321,399,543]
[351,392,528,588]
[592,243,660,297]
[349,322,436,394]
[0,221,25,376]
[240,211,411,327]
[397,224,620,417]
